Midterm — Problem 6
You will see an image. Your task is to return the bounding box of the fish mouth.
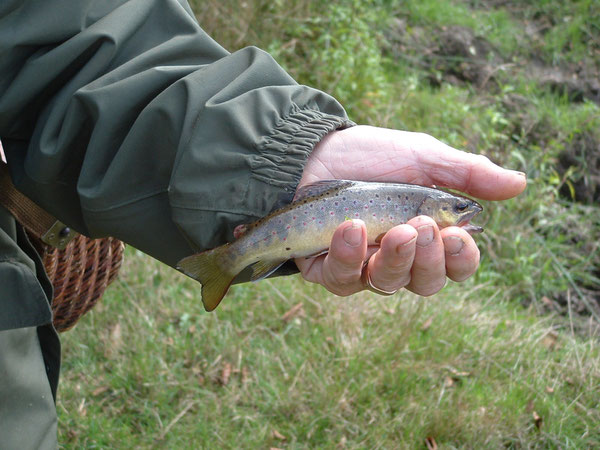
[460,223,484,234]
[458,204,483,234]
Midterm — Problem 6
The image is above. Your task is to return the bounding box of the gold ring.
[361,269,398,296]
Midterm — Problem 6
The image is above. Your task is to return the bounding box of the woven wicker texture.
[30,234,124,332]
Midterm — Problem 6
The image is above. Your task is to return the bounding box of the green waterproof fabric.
[0,205,53,331]
[0,326,59,449]
[0,0,353,331]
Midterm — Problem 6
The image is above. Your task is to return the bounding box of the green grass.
[57,0,600,447]
[58,249,600,448]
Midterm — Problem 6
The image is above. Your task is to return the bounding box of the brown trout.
[177,180,483,311]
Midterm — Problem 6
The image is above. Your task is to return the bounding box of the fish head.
[417,193,483,229]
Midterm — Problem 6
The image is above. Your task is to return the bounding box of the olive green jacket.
[0,0,352,331]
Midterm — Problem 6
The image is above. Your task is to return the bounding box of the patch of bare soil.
[557,132,600,204]
[385,20,600,105]
[385,21,506,89]
[531,61,600,104]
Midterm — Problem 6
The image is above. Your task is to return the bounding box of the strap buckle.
[41,221,77,249]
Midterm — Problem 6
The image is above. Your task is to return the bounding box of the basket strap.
[0,163,77,249]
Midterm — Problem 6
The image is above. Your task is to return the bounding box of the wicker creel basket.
[1,163,124,331]
[28,232,124,332]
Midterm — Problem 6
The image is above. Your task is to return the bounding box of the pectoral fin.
[250,259,287,282]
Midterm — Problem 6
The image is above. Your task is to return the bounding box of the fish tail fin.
[177,245,236,312]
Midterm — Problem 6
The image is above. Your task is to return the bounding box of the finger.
[412,134,527,201]
[405,216,447,296]
[297,219,368,296]
[440,226,480,282]
[366,224,417,292]
[321,219,368,295]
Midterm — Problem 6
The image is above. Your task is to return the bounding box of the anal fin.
[250,259,287,282]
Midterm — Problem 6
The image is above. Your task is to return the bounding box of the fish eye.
[455,201,469,212]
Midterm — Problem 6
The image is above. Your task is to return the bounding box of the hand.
[295,125,526,297]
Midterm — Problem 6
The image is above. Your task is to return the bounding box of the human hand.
[295,125,526,297]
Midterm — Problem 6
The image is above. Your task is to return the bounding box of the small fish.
[177,180,483,311]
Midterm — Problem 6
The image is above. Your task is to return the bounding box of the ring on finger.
[361,269,398,296]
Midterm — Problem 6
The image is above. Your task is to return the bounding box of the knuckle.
[474,154,492,166]
[369,263,412,292]
[326,264,362,288]
[386,258,413,273]
[416,131,435,144]
[372,272,410,291]
[328,284,359,297]
[334,269,362,286]
[450,272,471,282]
[396,274,412,288]
[415,279,446,297]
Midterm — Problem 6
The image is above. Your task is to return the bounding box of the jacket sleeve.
[0,0,352,268]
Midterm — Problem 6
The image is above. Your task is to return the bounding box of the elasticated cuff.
[252,106,355,189]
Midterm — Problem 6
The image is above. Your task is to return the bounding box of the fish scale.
[178,180,483,311]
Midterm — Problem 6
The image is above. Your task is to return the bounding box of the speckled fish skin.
[177,180,483,311]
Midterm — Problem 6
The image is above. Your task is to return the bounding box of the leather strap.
[0,163,76,249]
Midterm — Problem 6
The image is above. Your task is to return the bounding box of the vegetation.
[58,0,600,448]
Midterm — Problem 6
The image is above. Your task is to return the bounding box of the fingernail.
[416,225,434,247]
[512,170,527,178]
[396,236,417,253]
[443,236,464,255]
[343,220,363,247]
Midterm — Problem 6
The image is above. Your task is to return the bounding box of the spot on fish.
[330,211,335,215]
[286,247,291,251]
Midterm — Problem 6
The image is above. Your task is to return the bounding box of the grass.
[57,0,600,448]
[58,250,600,448]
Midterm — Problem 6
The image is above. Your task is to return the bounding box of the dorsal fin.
[294,180,354,201]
